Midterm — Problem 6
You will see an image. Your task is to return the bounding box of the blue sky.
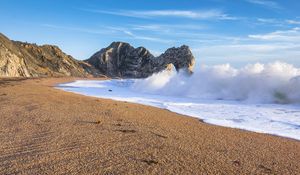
[1,0,300,67]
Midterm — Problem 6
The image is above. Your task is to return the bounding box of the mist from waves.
[132,61,300,104]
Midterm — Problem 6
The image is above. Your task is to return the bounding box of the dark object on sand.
[95,120,101,124]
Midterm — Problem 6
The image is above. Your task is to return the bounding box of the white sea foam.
[133,62,300,104]
[57,62,300,141]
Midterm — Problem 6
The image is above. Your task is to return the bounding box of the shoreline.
[57,79,300,142]
[1,77,300,174]
[59,85,300,143]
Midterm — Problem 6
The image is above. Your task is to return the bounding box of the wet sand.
[0,77,300,174]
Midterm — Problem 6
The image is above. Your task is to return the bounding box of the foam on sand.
[57,62,300,141]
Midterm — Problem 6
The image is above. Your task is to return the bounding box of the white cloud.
[254,18,288,27]
[107,26,174,43]
[81,9,237,20]
[286,20,300,25]
[255,18,300,27]
[131,24,205,32]
[248,28,300,41]
[245,0,281,9]
[257,18,277,23]
[256,18,282,25]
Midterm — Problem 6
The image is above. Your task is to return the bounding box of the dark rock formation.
[86,42,195,78]
[157,45,195,73]
[0,33,96,77]
[0,33,196,78]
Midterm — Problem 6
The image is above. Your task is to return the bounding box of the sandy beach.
[0,77,300,174]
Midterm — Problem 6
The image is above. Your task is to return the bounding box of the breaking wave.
[133,62,300,104]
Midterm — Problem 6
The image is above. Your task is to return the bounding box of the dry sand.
[0,77,300,174]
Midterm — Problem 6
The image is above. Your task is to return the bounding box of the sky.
[1,0,300,67]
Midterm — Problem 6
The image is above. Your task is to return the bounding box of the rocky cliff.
[0,33,95,77]
[0,33,196,78]
[86,42,195,78]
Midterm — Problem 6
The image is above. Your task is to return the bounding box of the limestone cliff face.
[0,34,30,77]
[0,33,95,77]
[86,42,195,78]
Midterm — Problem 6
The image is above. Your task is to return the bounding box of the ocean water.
[57,62,300,141]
